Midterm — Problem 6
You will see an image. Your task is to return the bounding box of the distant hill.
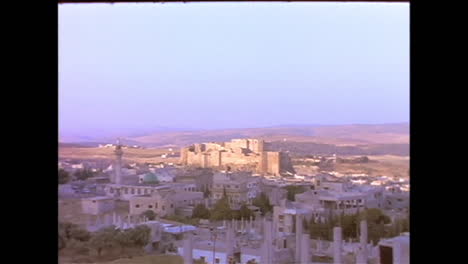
[59,142,100,148]
[128,123,409,148]
[266,141,409,157]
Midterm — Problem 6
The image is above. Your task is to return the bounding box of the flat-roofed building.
[212,171,249,209]
[81,196,115,215]
[129,190,204,217]
[378,233,410,264]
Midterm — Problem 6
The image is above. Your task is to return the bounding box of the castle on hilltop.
[179,138,294,176]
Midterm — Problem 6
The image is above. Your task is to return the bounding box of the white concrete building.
[378,233,410,264]
[178,240,232,264]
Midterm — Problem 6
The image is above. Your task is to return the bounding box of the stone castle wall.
[180,139,292,175]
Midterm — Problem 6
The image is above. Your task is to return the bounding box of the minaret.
[114,138,123,185]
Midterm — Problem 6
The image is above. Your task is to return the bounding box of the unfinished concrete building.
[129,189,204,217]
[180,138,295,176]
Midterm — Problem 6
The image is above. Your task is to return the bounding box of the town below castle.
[59,137,409,264]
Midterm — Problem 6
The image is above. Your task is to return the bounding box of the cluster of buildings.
[175,216,409,264]
[98,143,143,149]
[60,138,409,264]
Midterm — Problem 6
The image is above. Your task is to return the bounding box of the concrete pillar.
[226,223,234,256]
[96,215,101,227]
[357,220,368,264]
[183,232,193,264]
[333,227,343,264]
[117,215,122,228]
[261,221,273,264]
[86,215,92,230]
[393,239,402,264]
[105,214,111,225]
[317,238,322,253]
[295,214,303,263]
[301,233,311,264]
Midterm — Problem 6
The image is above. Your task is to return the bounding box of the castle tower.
[114,138,123,185]
[257,139,265,153]
[180,147,188,165]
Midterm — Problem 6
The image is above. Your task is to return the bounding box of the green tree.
[89,226,119,257]
[211,192,233,221]
[239,203,254,220]
[115,229,132,255]
[341,213,358,241]
[66,238,91,255]
[70,227,91,242]
[141,210,157,220]
[192,204,211,219]
[309,217,329,240]
[231,210,241,220]
[59,222,90,242]
[58,169,70,185]
[360,208,391,225]
[359,208,391,245]
[252,192,272,216]
[128,225,151,248]
[203,186,211,199]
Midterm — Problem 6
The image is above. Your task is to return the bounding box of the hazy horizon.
[59,2,409,138]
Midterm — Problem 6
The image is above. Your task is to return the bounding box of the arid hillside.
[59,147,179,164]
[129,123,409,148]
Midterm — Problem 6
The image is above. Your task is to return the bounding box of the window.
[131,188,135,194]
[110,188,114,193]
[171,204,174,208]
[162,205,165,210]
[136,204,140,208]
[124,188,128,194]
[149,205,153,208]
[279,227,284,232]
[216,258,220,264]
[155,203,158,208]
[92,200,96,203]
[137,189,141,195]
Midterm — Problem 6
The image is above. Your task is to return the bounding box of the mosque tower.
[114,138,123,185]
